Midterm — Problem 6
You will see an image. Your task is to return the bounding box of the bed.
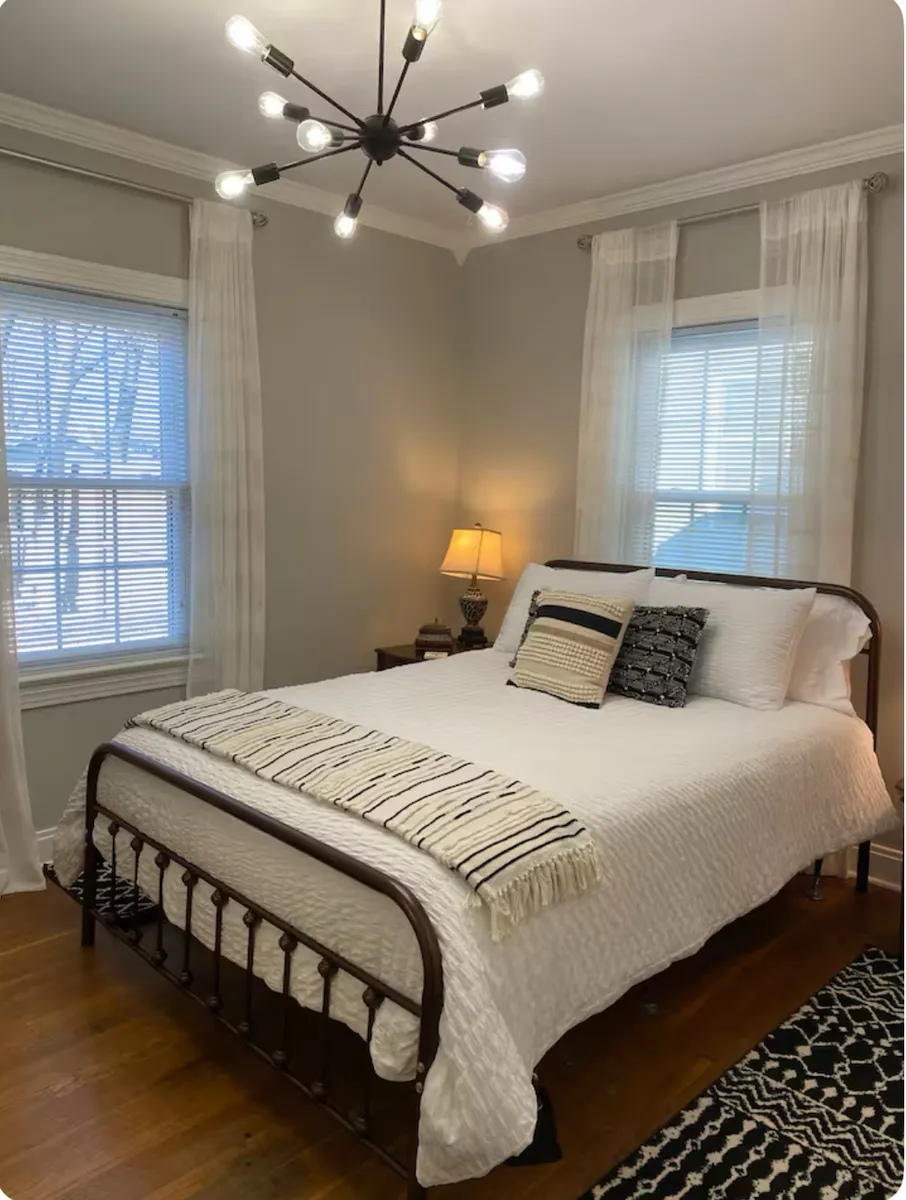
[53,562,897,1197]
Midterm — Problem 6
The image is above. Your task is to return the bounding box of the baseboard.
[848,843,904,892]
[37,827,55,864]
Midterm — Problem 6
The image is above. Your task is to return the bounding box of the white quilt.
[54,650,897,1187]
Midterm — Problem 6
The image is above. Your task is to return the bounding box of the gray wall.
[1,131,459,831]
[458,153,904,806]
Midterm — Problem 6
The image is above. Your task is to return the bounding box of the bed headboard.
[545,560,882,745]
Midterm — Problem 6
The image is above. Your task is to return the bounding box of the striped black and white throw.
[127,689,603,938]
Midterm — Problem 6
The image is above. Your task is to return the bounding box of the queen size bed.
[52,562,897,1196]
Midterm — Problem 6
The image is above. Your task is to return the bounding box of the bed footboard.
[80,741,444,1200]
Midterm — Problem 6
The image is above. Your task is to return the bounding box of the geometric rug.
[580,948,904,1199]
[44,860,158,926]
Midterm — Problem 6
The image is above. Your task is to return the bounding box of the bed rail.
[547,560,882,892]
[81,741,444,1200]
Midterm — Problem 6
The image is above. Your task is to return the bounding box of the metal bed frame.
[77,562,883,1198]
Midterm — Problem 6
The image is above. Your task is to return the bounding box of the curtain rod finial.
[862,171,889,195]
[251,210,269,228]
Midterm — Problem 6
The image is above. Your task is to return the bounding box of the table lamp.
[440,523,504,647]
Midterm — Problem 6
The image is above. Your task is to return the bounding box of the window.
[1,282,189,670]
[629,318,810,576]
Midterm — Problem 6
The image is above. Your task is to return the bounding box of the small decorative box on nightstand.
[375,643,473,671]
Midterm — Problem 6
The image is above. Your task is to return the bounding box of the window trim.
[0,245,187,307]
[19,652,188,709]
[2,245,190,707]
[633,288,759,332]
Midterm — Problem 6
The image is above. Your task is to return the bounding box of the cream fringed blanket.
[128,689,603,938]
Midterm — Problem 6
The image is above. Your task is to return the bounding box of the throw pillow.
[607,605,710,707]
[510,589,635,707]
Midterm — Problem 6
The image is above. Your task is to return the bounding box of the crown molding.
[0,91,471,258]
[1,91,899,266]
[462,124,904,255]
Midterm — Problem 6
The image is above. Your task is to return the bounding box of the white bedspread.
[54,650,897,1186]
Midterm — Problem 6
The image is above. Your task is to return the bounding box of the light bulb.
[413,0,442,33]
[297,119,334,153]
[258,91,287,119]
[225,15,269,57]
[215,170,253,199]
[477,202,509,233]
[334,212,358,239]
[506,69,545,100]
[479,148,526,183]
[421,121,439,143]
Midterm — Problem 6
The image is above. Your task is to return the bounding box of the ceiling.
[0,0,902,234]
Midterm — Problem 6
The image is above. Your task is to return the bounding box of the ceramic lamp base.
[458,579,489,647]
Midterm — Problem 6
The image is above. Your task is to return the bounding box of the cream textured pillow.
[648,577,816,710]
[496,564,654,656]
[509,589,635,707]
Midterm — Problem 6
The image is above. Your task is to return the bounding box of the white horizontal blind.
[627,320,809,576]
[0,282,189,664]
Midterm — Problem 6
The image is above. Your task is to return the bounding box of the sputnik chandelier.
[215,1,544,239]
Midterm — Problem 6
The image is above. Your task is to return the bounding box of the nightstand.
[375,643,473,671]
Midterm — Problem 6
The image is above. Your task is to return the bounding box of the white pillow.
[496,564,655,656]
[787,593,872,715]
[648,576,816,710]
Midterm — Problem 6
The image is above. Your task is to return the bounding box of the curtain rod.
[0,145,269,228]
[575,170,890,251]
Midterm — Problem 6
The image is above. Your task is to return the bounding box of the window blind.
[629,320,808,576]
[0,282,189,664]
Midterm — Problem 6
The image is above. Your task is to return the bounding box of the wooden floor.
[0,879,898,1200]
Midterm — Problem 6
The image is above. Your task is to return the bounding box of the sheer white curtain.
[188,201,266,696]
[0,362,42,895]
[758,181,868,583]
[575,223,678,562]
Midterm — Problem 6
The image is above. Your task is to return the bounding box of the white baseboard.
[37,827,55,865]
[848,843,904,892]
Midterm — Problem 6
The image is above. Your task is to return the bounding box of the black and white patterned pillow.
[510,589,541,667]
[607,605,709,708]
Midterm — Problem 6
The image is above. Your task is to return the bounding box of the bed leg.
[808,858,823,902]
[81,844,98,947]
[856,841,871,893]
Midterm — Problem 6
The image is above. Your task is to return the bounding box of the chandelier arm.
[288,68,365,128]
[398,98,485,134]
[377,0,387,114]
[383,62,411,125]
[398,149,461,195]
[318,118,360,134]
[355,158,375,200]
[404,144,461,158]
[278,142,363,172]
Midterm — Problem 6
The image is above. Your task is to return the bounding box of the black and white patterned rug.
[581,949,903,1199]
[44,861,158,926]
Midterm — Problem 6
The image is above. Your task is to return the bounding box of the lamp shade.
[440,525,504,581]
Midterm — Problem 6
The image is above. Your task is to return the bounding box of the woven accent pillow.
[510,588,635,707]
[607,605,710,708]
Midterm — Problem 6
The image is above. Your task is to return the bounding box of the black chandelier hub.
[361,114,402,164]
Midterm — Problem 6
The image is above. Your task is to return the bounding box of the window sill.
[19,653,188,710]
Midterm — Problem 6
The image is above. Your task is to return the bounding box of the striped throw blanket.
[127,690,603,939]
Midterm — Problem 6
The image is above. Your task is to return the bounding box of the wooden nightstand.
[375,643,473,671]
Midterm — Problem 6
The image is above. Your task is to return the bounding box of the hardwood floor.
[0,878,898,1200]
